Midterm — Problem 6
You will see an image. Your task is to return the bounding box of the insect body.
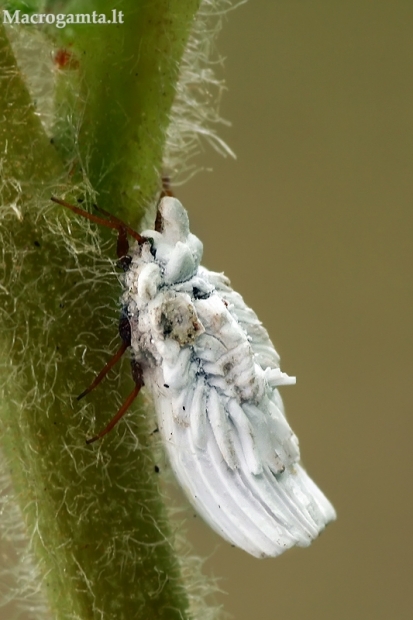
[53,195,336,558]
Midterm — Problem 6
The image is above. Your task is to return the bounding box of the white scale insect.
[52,194,336,558]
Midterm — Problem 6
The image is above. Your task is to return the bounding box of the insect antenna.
[91,203,145,249]
[51,196,146,258]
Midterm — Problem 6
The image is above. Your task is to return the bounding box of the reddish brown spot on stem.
[54,48,79,70]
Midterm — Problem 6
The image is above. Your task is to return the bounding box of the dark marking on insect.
[160,312,174,338]
[119,312,132,347]
[34,240,41,248]
[223,362,233,374]
[117,255,132,272]
[154,209,163,233]
[154,465,160,473]
[192,287,210,300]
[130,358,144,387]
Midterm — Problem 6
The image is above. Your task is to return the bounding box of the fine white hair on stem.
[163,0,240,184]
[0,451,53,620]
[4,25,56,136]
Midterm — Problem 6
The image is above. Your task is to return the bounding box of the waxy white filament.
[123,197,336,558]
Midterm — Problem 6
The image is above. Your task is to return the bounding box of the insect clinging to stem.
[51,191,336,558]
[51,195,146,444]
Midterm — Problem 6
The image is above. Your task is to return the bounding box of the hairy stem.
[0,2,204,618]
[53,0,201,223]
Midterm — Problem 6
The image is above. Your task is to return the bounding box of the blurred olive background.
[177,1,413,619]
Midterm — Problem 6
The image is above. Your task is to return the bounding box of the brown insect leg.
[86,362,144,444]
[77,341,128,401]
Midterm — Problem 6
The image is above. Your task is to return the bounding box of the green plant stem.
[0,25,61,191]
[0,2,203,617]
[54,0,201,224]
